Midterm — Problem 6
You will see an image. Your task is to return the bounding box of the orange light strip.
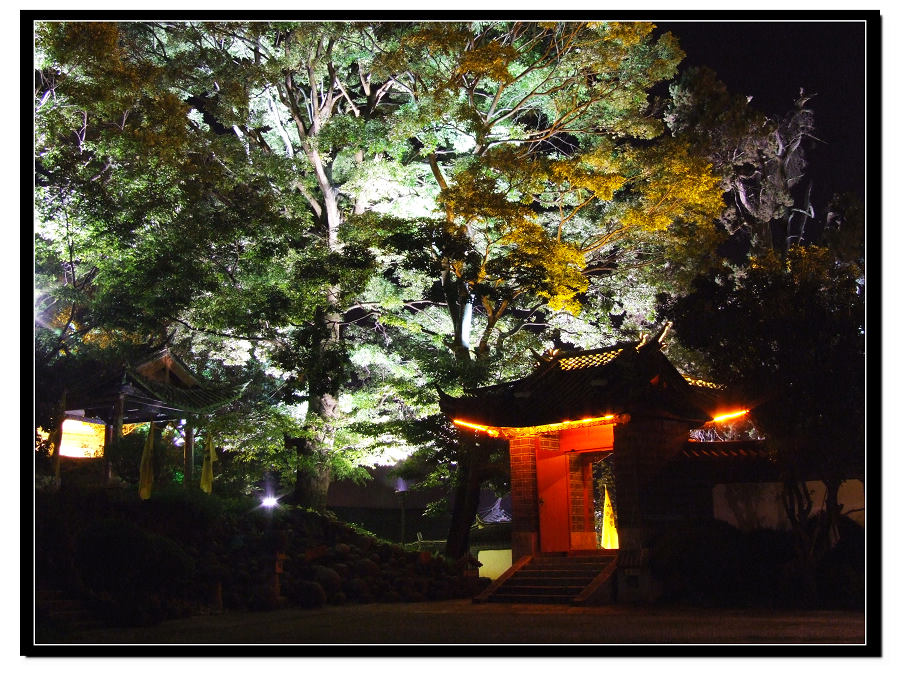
[710,409,750,423]
[452,419,500,437]
[453,415,619,439]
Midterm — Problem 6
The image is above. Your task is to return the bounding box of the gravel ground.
[52,600,867,648]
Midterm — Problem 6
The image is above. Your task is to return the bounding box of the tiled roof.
[681,441,770,460]
[557,349,623,371]
[440,335,731,429]
[680,374,726,390]
[670,440,779,483]
[65,350,243,423]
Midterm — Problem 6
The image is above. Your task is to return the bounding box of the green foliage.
[660,245,864,466]
[34,20,737,524]
[104,431,147,486]
[104,425,182,490]
[665,66,819,255]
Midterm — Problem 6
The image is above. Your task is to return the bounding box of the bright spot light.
[261,496,279,508]
[711,409,750,423]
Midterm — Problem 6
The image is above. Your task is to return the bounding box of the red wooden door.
[536,448,569,552]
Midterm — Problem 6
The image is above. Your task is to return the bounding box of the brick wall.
[613,416,693,549]
[509,435,539,558]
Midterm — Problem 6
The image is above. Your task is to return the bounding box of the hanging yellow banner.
[600,486,619,550]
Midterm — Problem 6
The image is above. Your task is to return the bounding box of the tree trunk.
[782,477,819,607]
[289,300,342,511]
[292,454,333,511]
[444,445,484,560]
[822,476,844,548]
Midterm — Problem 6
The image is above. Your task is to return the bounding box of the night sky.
[655,19,868,213]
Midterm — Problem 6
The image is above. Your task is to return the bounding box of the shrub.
[816,517,865,609]
[75,517,197,625]
[291,580,327,609]
[650,519,794,607]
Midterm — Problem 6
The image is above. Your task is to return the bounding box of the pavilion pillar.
[103,423,113,483]
[104,393,125,485]
[184,426,194,486]
[509,435,539,560]
[49,389,67,487]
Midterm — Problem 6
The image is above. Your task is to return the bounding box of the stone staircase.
[474,551,618,605]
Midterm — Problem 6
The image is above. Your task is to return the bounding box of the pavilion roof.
[439,330,740,430]
[65,349,243,424]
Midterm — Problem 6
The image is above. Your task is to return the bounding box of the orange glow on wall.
[710,409,750,423]
[453,415,620,439]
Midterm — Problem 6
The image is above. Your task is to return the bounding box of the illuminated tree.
[665,66,820,256]
[36,21,726,554]
[353,22,723,556]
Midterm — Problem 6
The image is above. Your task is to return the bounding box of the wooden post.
[103,423,113,483]
[49,390,67,486]
[184,426,194,486]
[109,393,124,485]
[114,393,124,439]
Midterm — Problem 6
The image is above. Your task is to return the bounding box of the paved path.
[59,600,867,646]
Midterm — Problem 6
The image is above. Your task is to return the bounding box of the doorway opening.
[593,453,618,549]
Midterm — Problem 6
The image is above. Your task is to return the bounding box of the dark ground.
[51,599,866,646]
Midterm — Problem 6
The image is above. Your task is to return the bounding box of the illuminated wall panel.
[58,419,106,458]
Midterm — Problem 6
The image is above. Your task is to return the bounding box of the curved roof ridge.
[550,340,639,361]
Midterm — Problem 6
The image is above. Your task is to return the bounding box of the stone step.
[531,560,615,566]
[496,585,587,596]
[524,561,611,569]
[519,566,609,575]
[488,593,575,604]
[520,563,609,572]
[528,557,613,564]
[507,571,594,581]
[477,551,619,605]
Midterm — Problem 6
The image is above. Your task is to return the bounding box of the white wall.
[476,549,513,580]
[712,479,865,531]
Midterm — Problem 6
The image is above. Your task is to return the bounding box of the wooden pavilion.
[58,349,241,486]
